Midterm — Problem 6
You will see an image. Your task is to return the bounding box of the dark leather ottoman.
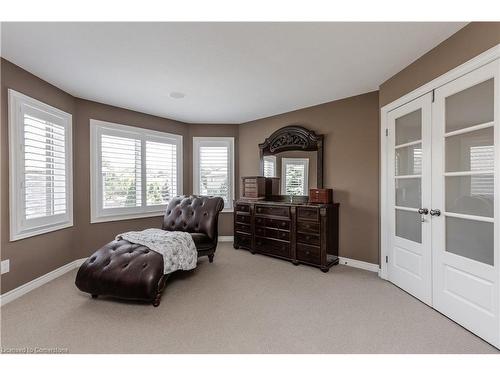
[75,196,224,306]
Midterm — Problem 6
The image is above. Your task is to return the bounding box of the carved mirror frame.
[259,125,324,189]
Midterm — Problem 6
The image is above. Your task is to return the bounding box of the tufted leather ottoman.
[75,239,166,305]
[75,196,224,306]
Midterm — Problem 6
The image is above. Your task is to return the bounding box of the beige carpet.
[1,243,498,354]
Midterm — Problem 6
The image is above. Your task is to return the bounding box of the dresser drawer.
[296,243,321,265]
[297,221,319,234]
[297,207,319,221]
[255,237,290,258]
[255,205,290,218]
[235,222,251,234]
[297,232,320,246]
[235,233,252,249]
[235,203,250,213]
[255,216,290,230]
[255,227,290,241]
[235,214,251,224]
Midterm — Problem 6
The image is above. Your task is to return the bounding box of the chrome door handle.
[418,208,429,215]
[430,209,441,216]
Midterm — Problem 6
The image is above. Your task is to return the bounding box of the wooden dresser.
[233,199,339,272]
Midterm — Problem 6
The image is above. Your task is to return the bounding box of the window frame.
[90,119,183,223]
[263,155,277,177]
[8,89,73,241]
[281,157,309,196]
[192,137,235,212]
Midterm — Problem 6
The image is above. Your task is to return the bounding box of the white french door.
[385,58,500,348]
[387,93,433,305]
[432,60,499,346]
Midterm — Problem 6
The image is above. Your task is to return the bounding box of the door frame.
[380,43,500,280]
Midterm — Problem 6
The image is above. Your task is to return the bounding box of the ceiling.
[1,22,467,124]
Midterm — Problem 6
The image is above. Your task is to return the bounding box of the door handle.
[430,209,441,216]
[418,208,429,215]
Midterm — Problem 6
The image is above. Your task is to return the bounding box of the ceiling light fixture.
[169,92,185,99]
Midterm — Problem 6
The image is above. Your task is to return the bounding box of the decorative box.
[309,188,333,204]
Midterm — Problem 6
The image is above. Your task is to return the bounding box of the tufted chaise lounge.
[75,196,224,306]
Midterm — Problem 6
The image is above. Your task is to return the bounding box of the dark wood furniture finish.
[241,176,280,199]
[233,199,339,272]
[241,176,267,199]
[266,177,281,196]
[259,125,324,188]
[309,188,333,204]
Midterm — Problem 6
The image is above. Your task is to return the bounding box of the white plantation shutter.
[281,158,309,196]
[263,155,276,177]
[24,114,67,219]
[101,134,142,208]
[146,140,177,205]
[470,145,494,195]
[91,120,183,222]
[200,146,229,202]
[9,90,73,241]
[193,137,234,210]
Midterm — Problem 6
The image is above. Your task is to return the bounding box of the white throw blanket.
[116,229,197,275]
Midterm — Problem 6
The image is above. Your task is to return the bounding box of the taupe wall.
[1,59,78,293]
[0,59,239,293]
[73,99,190,260]
[2,22,499,292]
[380,22,500,107]
[239,92,381,264]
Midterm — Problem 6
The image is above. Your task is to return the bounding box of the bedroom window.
[193,137,234,211]
[281,158,309,196]
[263,155,277,177]
[90,120,183,222]
[8,89,73,241]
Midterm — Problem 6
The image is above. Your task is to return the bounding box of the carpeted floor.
[1,243,498,353]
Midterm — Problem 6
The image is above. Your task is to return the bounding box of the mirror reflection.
[263,151,317,195]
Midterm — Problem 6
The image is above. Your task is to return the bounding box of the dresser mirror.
[259,125,324,197]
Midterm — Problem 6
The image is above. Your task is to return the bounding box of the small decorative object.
[309,188,333,204]
[241,176,267,200]
[241,176,281,199]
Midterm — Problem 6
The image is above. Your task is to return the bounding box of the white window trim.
[90,119,183,223]
[281,157,309,196]
[263,155,277,177]
[8,89,73,241]
[192,137,235,212]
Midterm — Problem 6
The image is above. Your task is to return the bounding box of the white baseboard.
[0,258,86,306]
[338,257,379,273]
[219,236,234,242]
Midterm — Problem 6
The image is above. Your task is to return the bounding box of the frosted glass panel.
[446,175,494,217]
[395,143,422,176]
[396,178,421,208]
[446,217,494,265]
[445,79,494,133]
[396,209,421,243]
[395,109,421,146]
[446,127,494,172]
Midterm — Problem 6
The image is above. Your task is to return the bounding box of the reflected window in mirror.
[282,158,309,196]
[263,155,277,177]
